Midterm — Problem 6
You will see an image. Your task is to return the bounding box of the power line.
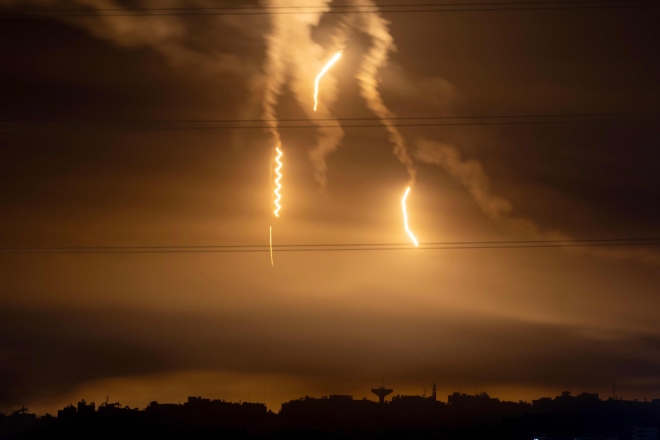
[2,237,658,249]
[1,120,657,131]
[3,237,658,249]
[5,0,652,12]
[1,238,658,254]
[1,0,657,17]
[1,114,658,132]
[2,112,658,125]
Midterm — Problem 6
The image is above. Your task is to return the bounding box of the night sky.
[0,0,659,414]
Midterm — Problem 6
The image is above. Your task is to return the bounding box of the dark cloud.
[2,305,660,411]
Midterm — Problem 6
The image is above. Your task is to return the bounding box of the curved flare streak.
[402,187,419,247]
[314,51,342,112]
[273,147,283,217]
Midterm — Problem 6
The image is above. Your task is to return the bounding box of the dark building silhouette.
[181,395,269,421]
[56,400,95,420]
[141,395,271,429]
[0,407,37,438]
[280,394,379,429]
[447,390,504,407]
[2,388,660,440]
[77,399,95,416]
[8,407,35,425]
[56,404,76,420]
[371,386,393,404]
[96,401,138,416]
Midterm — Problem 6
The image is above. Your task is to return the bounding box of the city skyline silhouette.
[0,0,659,439]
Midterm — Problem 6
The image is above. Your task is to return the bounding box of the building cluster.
[57,399,96,419]
[1,386,659,439]
[53,395,269,423]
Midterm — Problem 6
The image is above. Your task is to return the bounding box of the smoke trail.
[415,138,660,264]
[263,0,434,189]
[326,1,419,242]
[333,0,417,184]
[261,0,344,188]
[1,0,252,77]
[415,138,556,239]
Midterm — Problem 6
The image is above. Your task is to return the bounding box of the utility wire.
[1,0,658,17]
[6,0,655,12]
[1,238,658,254]
[1,114,658,132]
[2,112,658,125]
[3,237,659,249]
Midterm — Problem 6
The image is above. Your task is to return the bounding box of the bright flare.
[402,187,419,247]
[314,51,342,112]
[273,147,283,217]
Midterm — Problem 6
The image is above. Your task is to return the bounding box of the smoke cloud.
[261,0,344,188]
[415,137,559,238]
[415,137,660,264]
[331,0,417,184]
[260,0,418,187]
[0,0,252,77]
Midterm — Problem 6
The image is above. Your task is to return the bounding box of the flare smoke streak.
[415,138,554,238]
[330,0,417,184]
[261,0,344,188]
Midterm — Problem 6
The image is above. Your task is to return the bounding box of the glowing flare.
[314,51,342,112]
[273,147,283,217]
[402,187,419,247]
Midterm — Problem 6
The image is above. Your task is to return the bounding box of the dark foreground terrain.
[2,391,658,439]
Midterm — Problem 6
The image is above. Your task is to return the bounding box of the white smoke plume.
[261,0,344,188]
[415,138,559,239]
[415,138,660,264]
[0,0,252,77]
[329,0,417,184]
[260,0,417,187]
